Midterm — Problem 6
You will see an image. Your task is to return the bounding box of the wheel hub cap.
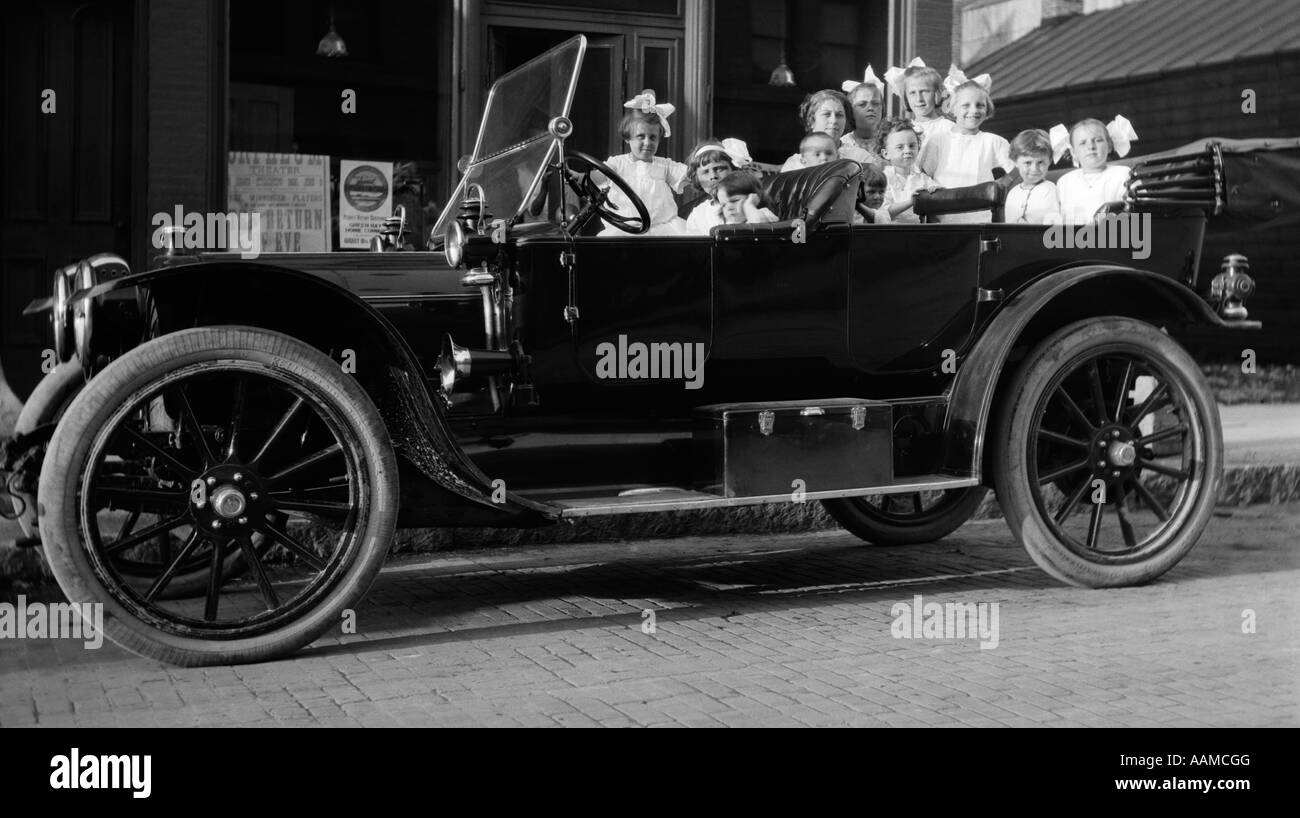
[1107,440,1137,467]
[211,486,247,518]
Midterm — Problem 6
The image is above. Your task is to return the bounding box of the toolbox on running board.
[693,398,892,498]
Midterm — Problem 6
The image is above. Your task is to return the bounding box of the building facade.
[3,0,956,401]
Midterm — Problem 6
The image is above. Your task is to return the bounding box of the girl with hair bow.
[682,138,764,234]
[840,66,886,162]
[916,74,1014,224]
[600,89,690,236]
[1052,116,1139,223]
[883,57,952,146]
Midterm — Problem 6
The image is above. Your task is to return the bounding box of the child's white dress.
[685,199,723,235]
[917,129,1013,223]
[1005,180,1062,224]
[1056,165,1131,223]
[912,116,954,148]
[882,165,939,223]
[599,154,690,236]
[840,133,884,167]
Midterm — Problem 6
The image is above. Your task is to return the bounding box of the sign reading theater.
[227,152,331,253]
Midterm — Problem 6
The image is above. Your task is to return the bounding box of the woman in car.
[779,89,876,172]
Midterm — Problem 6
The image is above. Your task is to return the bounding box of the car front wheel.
[992,317,1222,587]
[38,327,398,665]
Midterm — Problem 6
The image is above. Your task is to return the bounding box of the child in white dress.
[840,69,885,166]
[917,80,1012,223]
[876,119,938,223]
[885,59,953,147]
[1054,117,1137,223]
[683,138,752,235]
[1004,129,1061,224]
[599,90,689,236]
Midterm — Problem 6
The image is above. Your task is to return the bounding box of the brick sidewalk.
[1,503,1296,727]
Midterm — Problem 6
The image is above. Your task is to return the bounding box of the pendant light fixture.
[316,9,348,58]
[769,47,796,87]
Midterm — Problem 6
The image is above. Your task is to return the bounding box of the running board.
[535,475,981,518]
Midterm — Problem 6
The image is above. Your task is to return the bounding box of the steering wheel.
[562,149,651,235]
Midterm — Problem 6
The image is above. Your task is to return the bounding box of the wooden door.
[1,0,134,399]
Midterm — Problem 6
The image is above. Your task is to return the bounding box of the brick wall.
[914,0,957,66]
[147,0,223,237]
[985,53,1300,362]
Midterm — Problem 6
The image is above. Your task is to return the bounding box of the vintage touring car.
[2,36,1263,665]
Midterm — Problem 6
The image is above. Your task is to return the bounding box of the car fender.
[943,264,1250,479]
[71,261,560,524]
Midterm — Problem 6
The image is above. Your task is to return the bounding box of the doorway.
[2,0,135,399]
[487,25,683,161]
[489,28,624,159]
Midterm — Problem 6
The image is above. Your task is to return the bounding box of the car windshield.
[431,35,586,239]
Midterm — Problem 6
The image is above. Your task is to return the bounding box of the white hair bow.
[1049,116,1139,163]
[1049,123,1071,164]
[624,90,676,137]
[883,57,925,98]
[692,138,752,169]
[1106,115,1138,158]
[842,64,885,96]
[719,138,752,169]
[944,64,992,97]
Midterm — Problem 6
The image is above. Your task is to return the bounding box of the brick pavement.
[1,503,1297,728]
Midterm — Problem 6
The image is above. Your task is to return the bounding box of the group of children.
[600,60,1137,234]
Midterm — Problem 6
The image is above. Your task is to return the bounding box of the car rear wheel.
[992,317,1221,587]
[822,487,987,545]
[38,327,398,665]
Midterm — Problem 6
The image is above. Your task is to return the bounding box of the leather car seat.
[712,159,863,241]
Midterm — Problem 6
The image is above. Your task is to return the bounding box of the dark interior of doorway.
[490,27,618,160]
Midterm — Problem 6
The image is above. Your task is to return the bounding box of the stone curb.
[4,462,1298,591]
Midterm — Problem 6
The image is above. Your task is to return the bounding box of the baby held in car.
[799,132,840,168]
[599,90,690,236]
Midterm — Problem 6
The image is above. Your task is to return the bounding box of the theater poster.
[338,160,393,249]
[226,152,331,253]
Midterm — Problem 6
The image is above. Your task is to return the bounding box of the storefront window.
[228,0,450,251]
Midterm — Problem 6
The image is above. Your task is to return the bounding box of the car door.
[566,235,713,391]
[847,225,983,373]
[709,225,854,378]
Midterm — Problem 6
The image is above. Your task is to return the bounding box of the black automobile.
[3,36,1262,665]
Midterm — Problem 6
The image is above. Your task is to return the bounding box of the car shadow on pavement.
[299,529,1072,658]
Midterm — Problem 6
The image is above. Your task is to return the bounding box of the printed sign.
[339,159,393,248]
[226,152,330,253]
